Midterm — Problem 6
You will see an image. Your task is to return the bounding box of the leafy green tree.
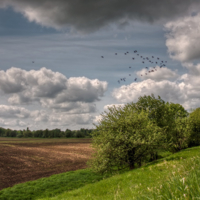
[88,106,167,174]
[0,127,6,137]
[166,117,192,153]
[188,107,200,147]
[65,129,73,138]
[126,94,190,152]
[16,130,23,138]
[126,94,166,128]
[5,129,12,137]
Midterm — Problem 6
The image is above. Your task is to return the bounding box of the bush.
[188,107,200,147]
[166,117,192,153]
[88,105,167,174]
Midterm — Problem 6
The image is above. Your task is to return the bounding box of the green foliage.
[88,105,167,174]
[165,117,192,153]
[127,94,190,153]
[89,94,192,175]
[125,93,166,128]
[0,127,93,139]
[188,107,200,147]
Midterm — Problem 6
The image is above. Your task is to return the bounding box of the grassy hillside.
[0,146,199,200]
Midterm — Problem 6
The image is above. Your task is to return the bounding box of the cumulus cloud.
[165,13,200,62]
[0,67,67,103]
[136,66,178,81]
[0,0,199,32]
[0,67,107,113]
[49,112,94,126]
[30,109,94,126]
[0,118,27,127]
[0,67,108,130]
[0,105,30,118]
[112,70,200,111]
[40,101,97,114]
[112,79,186,105]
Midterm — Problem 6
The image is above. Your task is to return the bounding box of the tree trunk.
[127,148,135,170]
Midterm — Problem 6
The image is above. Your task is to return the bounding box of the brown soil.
[0,139,93,190]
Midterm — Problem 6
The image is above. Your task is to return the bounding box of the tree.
[126,94,166,128]
[126,94,190,152]
[88,105,167,174]
[166,117,192,153]
[65,129,73,138]
[188,107,200,147]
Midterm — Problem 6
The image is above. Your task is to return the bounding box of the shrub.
[88,105,167,174]
[188,107,200,147]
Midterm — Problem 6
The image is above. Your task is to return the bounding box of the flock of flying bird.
[101,50,167,84]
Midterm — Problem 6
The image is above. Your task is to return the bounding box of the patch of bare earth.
[0,141,94,190]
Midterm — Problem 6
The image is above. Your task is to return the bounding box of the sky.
[0,0,200,131]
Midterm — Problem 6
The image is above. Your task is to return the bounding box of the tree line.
[0,127,94,138]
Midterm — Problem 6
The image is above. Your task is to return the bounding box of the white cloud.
[0,105,30,118]
[0,67,108,130]
[112,79,186,104]
[165,13,200,62]
[0,67,107,114]
[0,118,27,127]
[136,66,178,81]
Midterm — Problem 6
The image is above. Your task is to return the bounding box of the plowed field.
[0,138,93,190]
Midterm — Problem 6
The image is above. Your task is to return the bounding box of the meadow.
[0,137,199,200]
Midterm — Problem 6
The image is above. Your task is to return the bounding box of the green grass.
[0,146,200,200]
[0,137,91,144]
[0,169,111,200]
[137,153,200,199]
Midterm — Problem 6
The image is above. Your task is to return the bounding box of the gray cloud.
[0,105,30,118]
[1,0,200,32]
[165,13,200,62]
[0,118,27,127]
[0,67,107,115]
[40,100,97,114]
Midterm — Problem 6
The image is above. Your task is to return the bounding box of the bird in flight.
[100,49,167,84]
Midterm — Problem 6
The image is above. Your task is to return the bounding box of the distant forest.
[0,127,95,138]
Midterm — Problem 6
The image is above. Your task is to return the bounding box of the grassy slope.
[0,146,199,200]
